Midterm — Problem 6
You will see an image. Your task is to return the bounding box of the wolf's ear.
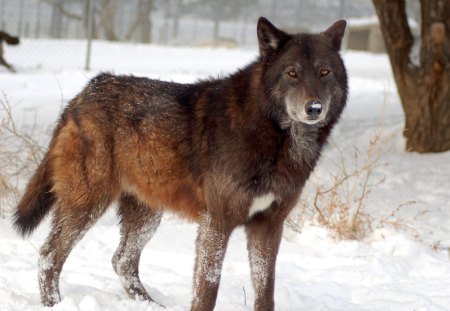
[257,17,288,58]
[322,20,347,51]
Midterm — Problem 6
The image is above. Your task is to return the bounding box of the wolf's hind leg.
[39,201,109,307]
[112,194,162,301]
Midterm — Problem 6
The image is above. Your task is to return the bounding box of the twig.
[41,0,84,21]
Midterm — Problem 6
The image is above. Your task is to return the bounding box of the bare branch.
[372,0,415,71]
[42,0,84,21]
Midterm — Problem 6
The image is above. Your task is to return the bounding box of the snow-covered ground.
[1,40,450,311]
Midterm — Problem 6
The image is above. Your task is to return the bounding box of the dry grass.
[313,134,386,240]
[287,131,413,241]
[0,94,46,217]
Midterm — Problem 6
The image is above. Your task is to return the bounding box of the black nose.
[305,100,322,117]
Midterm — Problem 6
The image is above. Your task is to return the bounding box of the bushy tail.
[14,155,55,237]
[0,31,20,45]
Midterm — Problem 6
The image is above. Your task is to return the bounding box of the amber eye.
[320,69,330,77]
[287,70,297,78]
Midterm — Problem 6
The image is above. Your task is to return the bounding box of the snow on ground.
[1,39,450,311]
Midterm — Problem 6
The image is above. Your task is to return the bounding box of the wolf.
[14,17,347,310]
[0,30,19,72]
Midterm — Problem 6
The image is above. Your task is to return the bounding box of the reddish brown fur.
[14,17,348,310]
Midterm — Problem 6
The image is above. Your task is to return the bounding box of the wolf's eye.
[287,70,297,78]
[320,69,330,77]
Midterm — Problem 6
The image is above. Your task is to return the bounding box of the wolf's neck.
[286,123,322,170]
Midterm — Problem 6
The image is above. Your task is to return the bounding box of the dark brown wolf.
[0,31,19,72]
[14,17,347,310]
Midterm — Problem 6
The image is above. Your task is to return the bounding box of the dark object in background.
[0,31,20,73]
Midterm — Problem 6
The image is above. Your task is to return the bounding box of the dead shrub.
[288,133,391,240]
[0,94,46,217]
[316,134,385,240]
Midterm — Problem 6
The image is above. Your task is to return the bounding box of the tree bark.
[373,0,450,152]
[172,0,181,40]
[138,0,153,43]
[98,0,119,41]
[124,0,153,43]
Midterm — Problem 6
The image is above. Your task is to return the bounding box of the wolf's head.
[257,17,347,128]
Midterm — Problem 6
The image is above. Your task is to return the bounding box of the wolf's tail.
[0,31,20,45]
[14,155,55,237]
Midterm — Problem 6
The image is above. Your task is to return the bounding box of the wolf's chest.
[243,136,320,218]
[247,192,276,218]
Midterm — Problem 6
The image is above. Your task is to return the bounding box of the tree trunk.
[139,0,153,43]
[98,0,119,41]
[373,0,450,152]
[124,0,153,43]
[213,17,220,42]
[172,0,181,40]
[50,0,63,38]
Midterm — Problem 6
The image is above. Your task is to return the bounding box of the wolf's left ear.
[257,17,288,58]
[322,20,347,51]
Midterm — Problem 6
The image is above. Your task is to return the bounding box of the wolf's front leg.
[191,213,232,311]
[245,216,284,311]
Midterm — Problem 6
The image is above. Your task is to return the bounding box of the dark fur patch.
[13,156,55,236]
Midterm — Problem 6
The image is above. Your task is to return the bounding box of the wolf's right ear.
[322,20,347,51]
[257,17,288,59]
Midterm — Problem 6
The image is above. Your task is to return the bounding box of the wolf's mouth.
[302,116,326,125]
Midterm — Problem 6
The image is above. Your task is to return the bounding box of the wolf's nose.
[305,100,322,117]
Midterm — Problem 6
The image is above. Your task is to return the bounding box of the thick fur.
[0,31,19,72]
[14,17,347,310]
[13,155,54,236]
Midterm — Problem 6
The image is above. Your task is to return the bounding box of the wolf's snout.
[305,100,323,117]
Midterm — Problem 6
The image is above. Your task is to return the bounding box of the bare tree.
[43,0,155,43]
[125,0,154,42]
[373,0,450,152]
[188,0,257,42]
[97,0,119,41]
[43,0,88,37]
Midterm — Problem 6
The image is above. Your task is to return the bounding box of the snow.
[1,39,450,311]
